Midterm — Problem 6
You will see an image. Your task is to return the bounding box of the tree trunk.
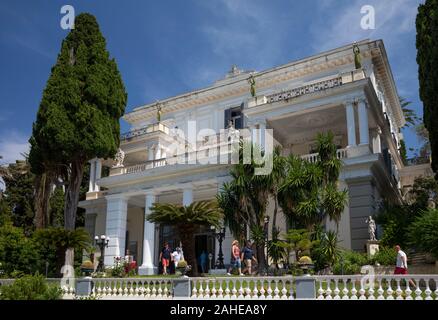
[177,224,197,275]
[64,160,85,230]
[256,243,266,275]
[272,196,278,236]
[34,173,52,229]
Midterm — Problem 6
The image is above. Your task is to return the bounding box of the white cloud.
[0,131,29,165]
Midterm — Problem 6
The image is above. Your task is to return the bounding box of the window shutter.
[224,108,231,128]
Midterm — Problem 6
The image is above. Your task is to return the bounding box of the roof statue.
[353,43,362,69]
[248,74,256,97]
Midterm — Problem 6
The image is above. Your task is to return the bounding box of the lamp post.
[263,216,270,276]
[94,235,110,272]
[211,225,226,269]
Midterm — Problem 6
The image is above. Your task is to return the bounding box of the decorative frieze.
[266,76,343,104]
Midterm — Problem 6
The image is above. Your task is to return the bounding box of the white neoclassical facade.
[80,39,424,275]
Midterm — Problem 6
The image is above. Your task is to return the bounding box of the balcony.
[121,122,170,141]
[300,148,348,163]
[248,68,366,108]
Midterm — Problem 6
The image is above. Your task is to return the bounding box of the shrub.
[408,209,438,258]
[177,260,188,268]
[0,274,62,300]
[0,223,41,276]
[332,250,368,275]
[370,246,397,266]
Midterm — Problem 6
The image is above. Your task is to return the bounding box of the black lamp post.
[211,225,226,269]
[263,216,270,276]
[94,235,110,272]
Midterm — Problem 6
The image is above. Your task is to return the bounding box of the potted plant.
[298,256,314,275]
[80,260,95,276]
[175,260,191,276]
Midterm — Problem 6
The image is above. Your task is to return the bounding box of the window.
[224,104,243,129]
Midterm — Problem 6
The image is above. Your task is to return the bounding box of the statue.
[248,75,256,97]
[353,43,362,69]
[113,148,125,168]
[365,216,377,241]
[156,101,162,122]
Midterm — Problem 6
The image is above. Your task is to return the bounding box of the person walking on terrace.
[227,240,243,275]
[159,242,172,275]
[241,241,257,275]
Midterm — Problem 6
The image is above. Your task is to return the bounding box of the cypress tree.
[29,13,127,230]
[416,0,438,175]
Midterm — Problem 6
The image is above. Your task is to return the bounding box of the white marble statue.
[365,216,377,241]
[113,148,125,168]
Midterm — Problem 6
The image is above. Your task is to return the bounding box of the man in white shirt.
[394,245,408,274]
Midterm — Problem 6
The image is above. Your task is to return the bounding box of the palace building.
[79,39,431,275]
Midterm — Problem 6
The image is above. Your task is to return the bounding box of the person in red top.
[227,240,243,276]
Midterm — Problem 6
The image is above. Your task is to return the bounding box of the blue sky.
[0,0,425,165]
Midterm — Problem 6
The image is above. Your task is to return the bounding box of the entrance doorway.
[194,234,215,274]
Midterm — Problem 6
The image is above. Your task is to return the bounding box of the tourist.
[394,245,408,275]
[227,240,243,276]
[172,247,183,269]
[394,245,417,288]
[241,241,257,275]
[199,250,208,273]
[159,242,172,275]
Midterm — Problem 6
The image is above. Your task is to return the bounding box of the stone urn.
[80,260,95,277]
[298,256,314,275]
[175,260,191,276]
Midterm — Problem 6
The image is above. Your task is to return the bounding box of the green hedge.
[0,274,62,300]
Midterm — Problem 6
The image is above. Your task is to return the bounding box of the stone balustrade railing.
[90,278,173,300]
[1,274,437,300]
[314,274,438,300]
[190,276,294,299]
[301,148,348,163]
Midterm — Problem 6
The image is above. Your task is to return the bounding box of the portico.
[92,176,229,274]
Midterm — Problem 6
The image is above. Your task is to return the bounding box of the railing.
[121,123,170,141]
[314,274,438,300]
[90,278,173,300]
[406,156,431,166]
[301,148,348,163]
[1,275,437,300]
[117,144,236,176]
[124,158,167,174]
[190,276,294,299]
[266,76,343,104]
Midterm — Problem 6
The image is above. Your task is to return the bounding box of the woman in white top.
[172,247,182,268]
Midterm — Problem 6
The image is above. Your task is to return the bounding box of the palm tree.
[147,200,223,274]
[278,132,348,231]
[217,141,272,272]
[399,97,420,128]
[34,227,91,276]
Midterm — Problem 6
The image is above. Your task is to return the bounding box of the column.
[155,144,162,160]
[148,145,155,161]
[104,195,128,266]
[139,192,157,275]
[258,120,266,150]
[182,185,193,206]
[95,159,102,192]
[345,101,357,147]
[358,98,369,145]
[88,159,96,192]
